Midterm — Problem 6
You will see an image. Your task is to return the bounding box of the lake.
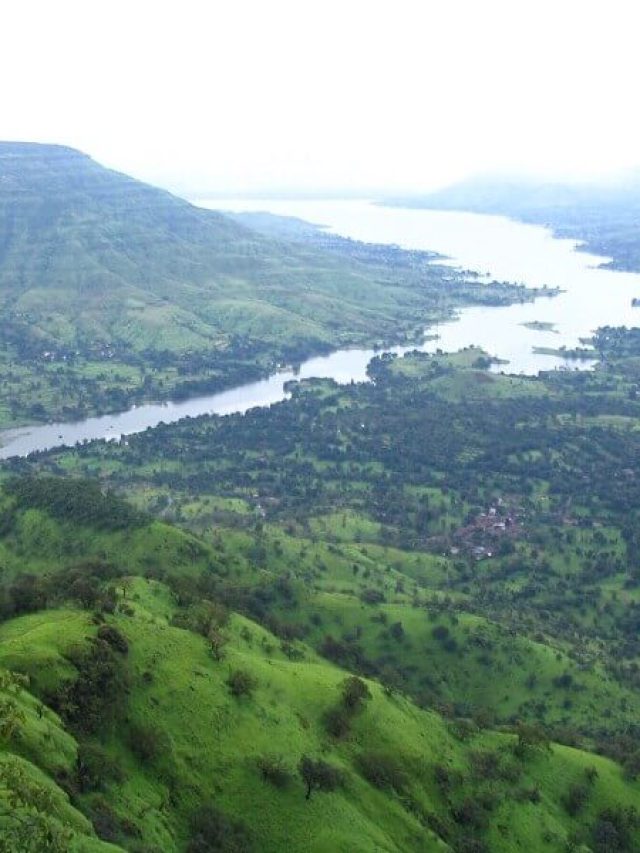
[1,200,638,459]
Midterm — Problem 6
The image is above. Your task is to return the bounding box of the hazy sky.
[3,0,640,194]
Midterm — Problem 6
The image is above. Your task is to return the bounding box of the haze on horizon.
[3,0,640,197]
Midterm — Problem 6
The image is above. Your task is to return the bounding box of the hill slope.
[1,570,639,851]
[0,142,533,428]
[0,479,637,851]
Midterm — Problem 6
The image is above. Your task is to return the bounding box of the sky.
[2,0,640,195]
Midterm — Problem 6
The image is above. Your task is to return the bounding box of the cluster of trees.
[5,476,147,530]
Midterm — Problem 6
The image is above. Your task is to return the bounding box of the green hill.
[0,478,637,850]
[0,143,530,428]
[1,580,639,852]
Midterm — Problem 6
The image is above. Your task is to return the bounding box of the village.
[449,498,525,561]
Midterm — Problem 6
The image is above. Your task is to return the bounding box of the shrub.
[89,795,140,843]
[298,755,346,800]
[97,624,129,655]
[360,588,385,605]
[469,749,501,781]
[128,722,169,765]
[226,669,257,699]
[341,676,371,711]
[592,807,640,852]
[323,705,352,739]
[174,600,229,637]
[453,797,488,829]
[356,750,408,793]
[432,624,450,643]
[623,749,640,781]
[54,638,128,734]
[434,763,462,794]
[513,721,551,757]
[552,672,574,690]
[585,766,599,784]
[208,628,229,661]
[256,755,292,789]
[562,782,590,816]
[448,718,478,742]
[389,621,405,641]
[187,803,253,852]
[76,742,124,792]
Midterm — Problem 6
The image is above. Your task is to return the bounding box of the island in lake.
[521,320,558,332]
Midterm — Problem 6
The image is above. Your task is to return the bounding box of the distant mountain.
[389,174,640,271]
[0,142,431,361]
[0,142,352,358]
[0,143,540,429]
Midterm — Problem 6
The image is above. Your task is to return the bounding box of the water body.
[210,199,640,372]
[1,200,639,459]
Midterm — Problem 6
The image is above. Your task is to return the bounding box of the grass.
[0,580,638,851]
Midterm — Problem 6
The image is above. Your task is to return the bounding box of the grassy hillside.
[1,577,638,852]
[0,479,637,850]
[22,343,640,757]
[0,143,533,428]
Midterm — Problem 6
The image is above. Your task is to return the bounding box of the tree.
[0,758,73,852]
[298,756,345,800]
[0,669,28,740]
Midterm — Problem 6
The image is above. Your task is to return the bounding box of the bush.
[356,750,408,793]
[562,782,590,816]
[469,749,501,781]
[173,600,229,637]
[226,669,257,699]
[76,741,125,792]
[341,676,371,711]
[592,807,640,852]
[188,803,253,852]
[434,763,462,794]
[323,705,352,739]
[360,588,385,605]
[432,624,450,643]
[298,755,346,800]
[54,637,128,734]
[453,797,489,829]
[256,755,292,789]
[128,722,170,765]
[97,624,129,655]
[513,721,551,757]
[89,795,140,843]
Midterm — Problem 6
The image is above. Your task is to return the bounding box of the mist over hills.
[389,172,640,271]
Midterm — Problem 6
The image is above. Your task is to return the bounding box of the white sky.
[2,0,640,194]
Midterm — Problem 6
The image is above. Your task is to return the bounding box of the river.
[1,200,639,460]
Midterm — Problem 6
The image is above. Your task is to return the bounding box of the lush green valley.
[0,144,532,428]
[2,330,640,849]
[0,142,639,851]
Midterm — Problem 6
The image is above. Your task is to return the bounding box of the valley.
[0,147,639,852]
[0,144,529,433]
